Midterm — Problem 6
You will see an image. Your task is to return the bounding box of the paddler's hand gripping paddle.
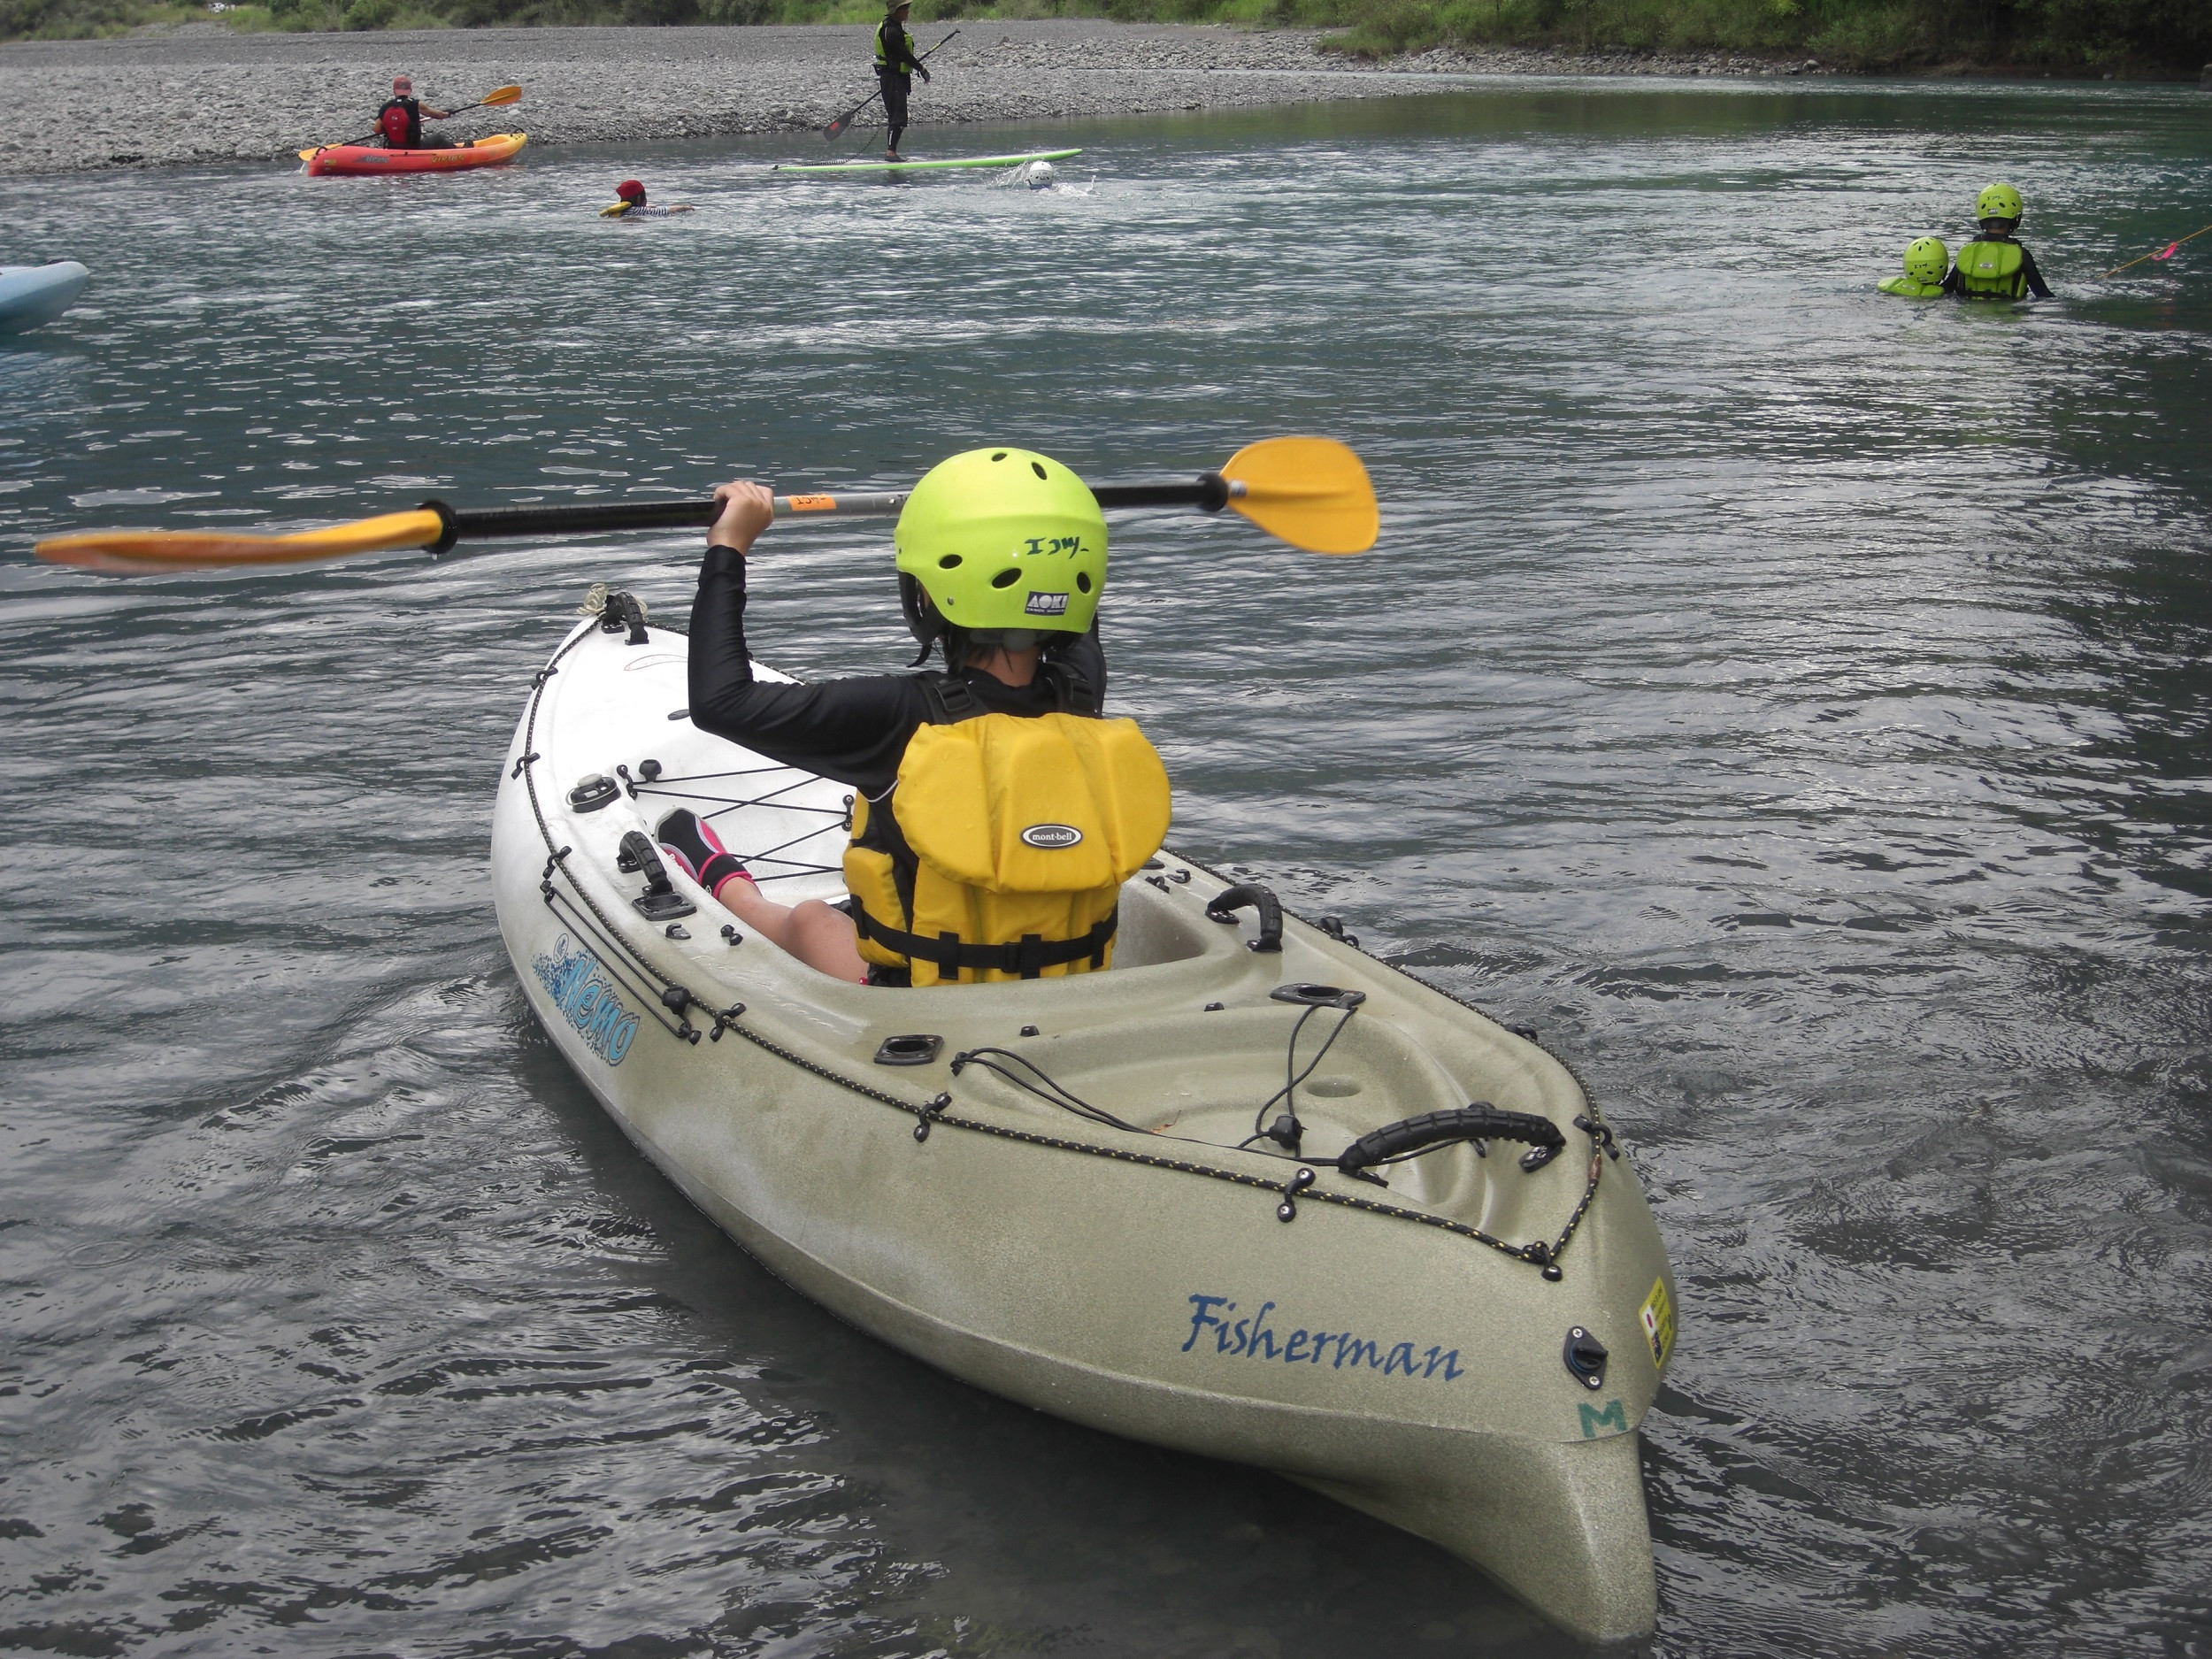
[35,436,1379,575]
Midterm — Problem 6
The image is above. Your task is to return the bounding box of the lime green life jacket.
[1954,238,2028,300]
[1878,275,1947,297]
[875,19,914,71]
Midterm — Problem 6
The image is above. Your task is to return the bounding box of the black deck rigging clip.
[1275,1166,1317,1223]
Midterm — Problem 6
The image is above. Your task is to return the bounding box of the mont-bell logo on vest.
[1025,591,1070,616]
[1021,823,1084,849]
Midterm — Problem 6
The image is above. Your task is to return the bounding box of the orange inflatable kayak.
[301,133,527,177]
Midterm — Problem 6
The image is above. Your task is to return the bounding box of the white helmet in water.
[1024,160,1056,191]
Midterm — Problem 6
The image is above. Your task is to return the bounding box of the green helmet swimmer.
[895,447,1108,662]
[1904,236,1950,284]
[1976,182,2023,227]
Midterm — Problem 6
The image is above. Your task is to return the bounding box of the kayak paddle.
[300,83,523,158]
[35,437,1378,574]
[823,30,958,140]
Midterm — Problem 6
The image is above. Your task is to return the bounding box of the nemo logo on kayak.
[1020,823,1082,849]
[1181,1294,1465,1382]
[533,933,641,1065]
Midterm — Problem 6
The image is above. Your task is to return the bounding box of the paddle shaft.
[825,30,957,136]
[423,473,1233,551]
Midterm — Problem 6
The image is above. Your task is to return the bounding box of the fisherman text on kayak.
[875,0,932,163]
[378,75,455,150]
[673,450,1171,987]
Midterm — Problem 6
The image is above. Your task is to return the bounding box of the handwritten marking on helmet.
[1021,823,1083,849]
[1024,535,1091,557]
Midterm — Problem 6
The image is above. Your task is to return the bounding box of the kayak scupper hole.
[1304,1076,1362,1099]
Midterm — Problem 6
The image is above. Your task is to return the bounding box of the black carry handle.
[1205,884,1283,953]
[1333,1105,1564,1179]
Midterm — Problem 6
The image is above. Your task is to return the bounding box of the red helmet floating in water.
[616,180,646,204]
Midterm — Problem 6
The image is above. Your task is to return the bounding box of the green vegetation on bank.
[4,0,2203,79]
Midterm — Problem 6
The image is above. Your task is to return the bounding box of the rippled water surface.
[4,77,2210,1658]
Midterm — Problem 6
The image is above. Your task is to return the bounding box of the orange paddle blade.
[35,509,447,575]
[1220,437,1378,555]
[480,84,524,106]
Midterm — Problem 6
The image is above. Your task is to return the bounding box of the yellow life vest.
[874,18,914,71]
[1954,238,2027,300]
[1878,274,1946,297]
[844,706,1171,986]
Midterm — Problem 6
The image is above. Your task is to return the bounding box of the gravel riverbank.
[0,19,1838,177]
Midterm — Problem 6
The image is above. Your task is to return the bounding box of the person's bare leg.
[787,900,868,984]
[703,882,865,984]
[710,876,801,951]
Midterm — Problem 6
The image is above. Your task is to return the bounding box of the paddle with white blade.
[35,438,1379,575]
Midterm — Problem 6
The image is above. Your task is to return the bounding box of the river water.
[4,75,2209,1658]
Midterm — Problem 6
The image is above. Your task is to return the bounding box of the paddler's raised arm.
[686,481,924,795]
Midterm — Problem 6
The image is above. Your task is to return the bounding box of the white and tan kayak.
[490,597,1679,1642]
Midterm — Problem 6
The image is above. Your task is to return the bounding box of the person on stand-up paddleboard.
[874,0,931,162]
[377,75,455,150]
[672,449,1171,987]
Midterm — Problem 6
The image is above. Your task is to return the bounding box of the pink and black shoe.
[657,810,756,902]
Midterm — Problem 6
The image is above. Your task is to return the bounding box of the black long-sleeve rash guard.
[686,545,1109,800]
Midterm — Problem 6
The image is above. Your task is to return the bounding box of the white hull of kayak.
[490,611,1677,1642]
[0,261,89,336]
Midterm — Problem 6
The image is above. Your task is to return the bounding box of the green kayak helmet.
[895,447,1108,660]
[1904,236,1950,284]
[1976,181,2023,226]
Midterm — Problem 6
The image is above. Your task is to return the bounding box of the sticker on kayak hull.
[534,933,641,1066]
[1579,1399,1629,1440]
[1181,1294,1463,1382]
[1640,1278,1676,1369]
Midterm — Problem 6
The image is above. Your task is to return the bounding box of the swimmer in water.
[600,180,695,219]
[1023,160,1056,191]
[1878,236,1950,298]
[1945,183,2052,301]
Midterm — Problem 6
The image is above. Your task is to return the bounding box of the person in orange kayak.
[599,179,695,219]
[377,75,455,150]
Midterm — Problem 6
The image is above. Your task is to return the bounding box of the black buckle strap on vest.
[854,907,1118,981]
[914,671,983,726]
